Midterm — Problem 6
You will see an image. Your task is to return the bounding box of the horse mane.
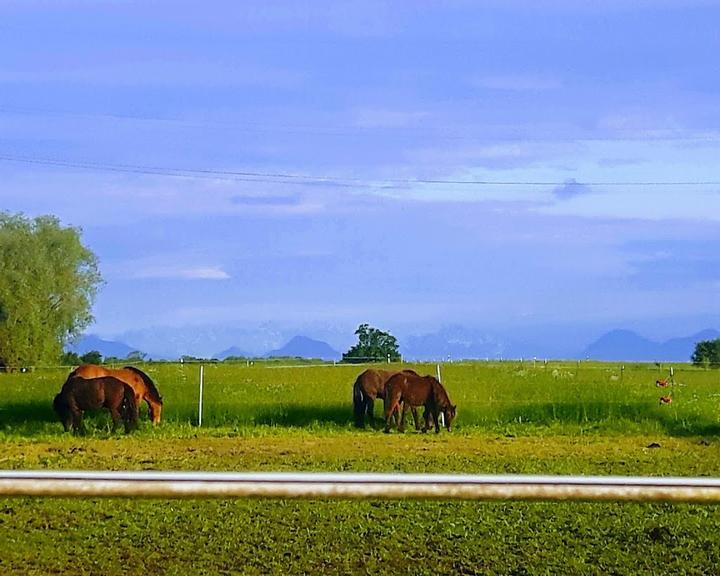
[123,366,163,403]
[430,377,451,408]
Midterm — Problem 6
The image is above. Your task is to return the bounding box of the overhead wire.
[1,153,719,189]
[3,104,720,143]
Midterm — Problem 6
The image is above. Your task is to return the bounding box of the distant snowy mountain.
[581,329,719,361]
[402,326,507,360]
[119,325,285,359]
[266,336,341,360]
[66,334,137,359]
[73,324,718,364]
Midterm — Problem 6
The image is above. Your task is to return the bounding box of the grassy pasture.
[2,361,720,574]
[2,360,719,437]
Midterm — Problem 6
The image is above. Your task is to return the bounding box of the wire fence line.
[3,471,720,503]
[0,359,691,373]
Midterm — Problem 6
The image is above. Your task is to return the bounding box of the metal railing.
[3,471,720,503]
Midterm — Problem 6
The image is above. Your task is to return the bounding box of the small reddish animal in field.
[656,379,670,387]
[659,396,673,405]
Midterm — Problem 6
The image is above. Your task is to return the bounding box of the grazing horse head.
[123,366,163,424]
[53,393,72,432]
[442,403,458,432]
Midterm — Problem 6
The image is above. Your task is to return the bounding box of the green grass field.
[2,361,720,574]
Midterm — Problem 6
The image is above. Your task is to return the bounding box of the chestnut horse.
[54,375,138,434]
[65,364,163,424]
[352,368,419,428]
[384,372,456,433]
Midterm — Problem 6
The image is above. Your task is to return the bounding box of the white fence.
[3,471,720,503]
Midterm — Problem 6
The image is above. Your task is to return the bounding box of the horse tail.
[353,375,366,428]
[121,384,139,430]
[123,366,163,404]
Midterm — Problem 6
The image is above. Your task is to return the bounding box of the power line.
[3,104,720,144]
[1,153,719,188]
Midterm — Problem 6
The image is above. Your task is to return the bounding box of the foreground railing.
[3,471,720,503]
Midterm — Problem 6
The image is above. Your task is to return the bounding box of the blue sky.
[1,1,719,356]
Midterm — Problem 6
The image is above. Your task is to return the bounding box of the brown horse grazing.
[353,368,420,428]
[53,375,138,434]
[65,364,163,424]
[384,372,457,434]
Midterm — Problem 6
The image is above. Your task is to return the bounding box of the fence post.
[198,365,204,427]
[435,364,445,427]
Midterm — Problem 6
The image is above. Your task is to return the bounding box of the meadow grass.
[2,360,719,437]
[2,361,720,574]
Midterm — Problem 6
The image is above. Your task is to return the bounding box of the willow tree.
[0,213,102,367]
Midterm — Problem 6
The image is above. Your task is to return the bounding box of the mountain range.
[580,329,720,362]
[68,327,719,363]
[66,334,137,359]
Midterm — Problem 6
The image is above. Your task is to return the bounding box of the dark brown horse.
[65,364,163,424]
[53,375,139,434]
[384,372,456,433]
[353,368,420,427]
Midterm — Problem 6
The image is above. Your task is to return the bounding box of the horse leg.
[109,407,122,433]
[366,396,375,425]
[421,409,431,433]
[384,399,399,433]
[434,408,441,433]
[399,404,410,433]
[74,411,85,435]
[411,407,422,431]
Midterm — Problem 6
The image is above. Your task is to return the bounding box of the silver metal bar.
[3,471,720,503]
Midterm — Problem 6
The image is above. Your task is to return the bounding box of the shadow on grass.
[255,404,354,427]
[0,400,56,426]
[495,401,720,437]
[0,400,129,436]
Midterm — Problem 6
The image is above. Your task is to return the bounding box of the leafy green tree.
[126,350,147,362]
[342,323,401,363]
[80,350,103,365]
[60,351,81,366]
[0,213,102,367]
[692,339,720,368]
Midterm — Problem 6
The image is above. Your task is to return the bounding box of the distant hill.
[266,336,340,361]
[582,329,720,362]
[66,334,138,359]
[215,346,254,360]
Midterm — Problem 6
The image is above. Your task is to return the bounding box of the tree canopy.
[691,339,720,368]
[0,213,102,367]
[342,323,401,363]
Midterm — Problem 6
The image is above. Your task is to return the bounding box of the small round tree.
[342,323,401,363]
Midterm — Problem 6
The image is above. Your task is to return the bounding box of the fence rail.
[4,471,720,503]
